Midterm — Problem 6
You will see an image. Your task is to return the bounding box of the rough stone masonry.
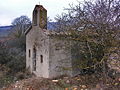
[25,5,80,78]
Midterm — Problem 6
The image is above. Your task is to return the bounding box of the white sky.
[0,0,83,26]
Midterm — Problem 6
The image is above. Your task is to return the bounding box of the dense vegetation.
[0,16,31,87]
[54,0,120,74]
[0,0,119,88]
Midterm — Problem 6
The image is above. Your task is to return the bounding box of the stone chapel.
[25,5,80,78]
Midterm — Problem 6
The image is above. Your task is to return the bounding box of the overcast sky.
[0,0,84,26]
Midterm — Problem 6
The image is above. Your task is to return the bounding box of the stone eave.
[25,25,74,36]
[25,25,32,35]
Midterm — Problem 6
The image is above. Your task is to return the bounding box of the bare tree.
[55,0,120,73]
[11,15,31,38]
[8,15,31,50]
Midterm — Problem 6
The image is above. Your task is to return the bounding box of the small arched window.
[29,49,31,57]
[40,55,43,63]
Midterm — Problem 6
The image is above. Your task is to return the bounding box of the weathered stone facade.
[25,5,80,78]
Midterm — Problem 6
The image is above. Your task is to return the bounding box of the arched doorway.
[33,47,37,71]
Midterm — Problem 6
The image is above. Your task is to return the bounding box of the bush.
[0,47,25,74]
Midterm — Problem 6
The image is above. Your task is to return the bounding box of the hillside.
[0,26,13,37]
[0,22,56,38]
[2,74,120,90]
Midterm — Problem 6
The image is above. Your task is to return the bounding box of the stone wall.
[49,36,72,78]
[26,30,83,78]
[26,26,49,78]
[108,49,120,73]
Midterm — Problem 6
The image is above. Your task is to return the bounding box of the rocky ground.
[1,73,120,90]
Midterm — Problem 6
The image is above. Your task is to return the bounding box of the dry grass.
[2,73,120,90]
